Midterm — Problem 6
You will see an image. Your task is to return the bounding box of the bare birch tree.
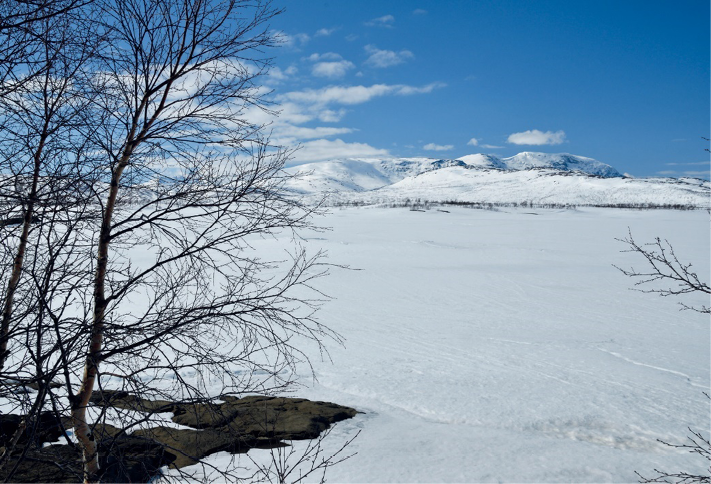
[617,230,710,483]
[0,0,343,482]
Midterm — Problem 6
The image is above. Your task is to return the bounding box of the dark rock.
[0,444,83,483]
[0,414,23,447]
[0,411,67,447]
[98,433,175,483]
[0,420,176,483]
[0,394,358,482]
[133,426,242,469]
[90,389,175,414]
[173,395,358,441]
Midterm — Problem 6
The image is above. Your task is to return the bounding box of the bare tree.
[0,4,105,476]
[0,0,94,96]
[0,1,101,373]
[0,0,345,482]
[616,231,710,483]
[615,229,710,314]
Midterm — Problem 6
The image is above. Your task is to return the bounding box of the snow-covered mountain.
[458,152,622,178]
[286,157,468,194]
[285,153,710,208]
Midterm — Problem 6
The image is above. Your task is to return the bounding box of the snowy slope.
[286,153,710,208]
[458,152,622,177]
[168,207,710,483]
[349,167,711,207]
[286,157,467,194]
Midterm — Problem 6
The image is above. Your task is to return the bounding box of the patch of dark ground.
[0,393,358,482]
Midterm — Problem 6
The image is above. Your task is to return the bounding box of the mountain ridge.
[285,152,709,208]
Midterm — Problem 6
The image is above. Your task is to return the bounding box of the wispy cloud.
[657,169,710,178]
[265,65,297,84]
[365,15,395,28]
[276,31,310,49]
[306,52,342,62]
[277,126,354,140]
[412,8,427,15]
[277,82,446,106]
[317,109,348,122]
[312,61,355,79]
[423,143,454,151]
[682,170,710,177]
[467,138,479,146]
[664,161,710,166]
[507,129,566,145]
[291,138,390,163]
[481,144,503,149]
[315,27,339,37]
[304,53,355,79]
[364,45,414,68]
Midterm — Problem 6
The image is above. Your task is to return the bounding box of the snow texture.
[285,153,710,208]
[168,206,710,483]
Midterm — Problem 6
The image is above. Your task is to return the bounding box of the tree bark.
[71,154,129,483]
[0,132,48,372]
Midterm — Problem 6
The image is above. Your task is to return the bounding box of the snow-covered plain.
[182,205,710,483]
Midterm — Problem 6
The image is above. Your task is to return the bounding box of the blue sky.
[261,0,709,178]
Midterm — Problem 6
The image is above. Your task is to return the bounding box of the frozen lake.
[190,206,710,482]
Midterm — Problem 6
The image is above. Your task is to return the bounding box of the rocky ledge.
[0,393,359,482]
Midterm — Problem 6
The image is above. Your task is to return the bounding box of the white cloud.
[467,138,479,146]
[277,82,445,107]
[318,109,347,122]
[345,34,359,42]
[507,129,566,146]
[665,161,710,166]
[277,126,354,140]
[682,170,710,177]
[276,31,310,48]
[315,27,338,37]
[365,15,395,28]
[312,60,355,79]
[481,144,503,149]
[364,45,414,68]
[266,65,298,83]
[306,52,342,62]
[254,82,445,156]
[658,169,709,178]
[413,8,428,15]
[423,143,454,151]
[291,138,390,163]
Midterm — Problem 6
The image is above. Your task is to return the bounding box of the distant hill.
[457,152,622,178]
[285,153,709,208]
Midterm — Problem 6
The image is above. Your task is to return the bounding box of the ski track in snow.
[164,206,709,483]
[595,346,706,388]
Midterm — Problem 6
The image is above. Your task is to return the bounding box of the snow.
[456,151,622,177]
[349,167,710,208]
[170,205,709,482]
[285,154,710,208]
[286,157,468,194]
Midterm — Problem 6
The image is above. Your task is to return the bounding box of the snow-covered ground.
[285,155,710,209]
[195,205,710,483]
